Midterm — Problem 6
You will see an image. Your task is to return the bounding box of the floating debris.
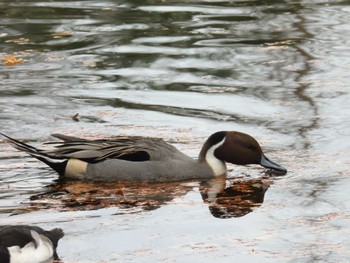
[2,55,23,66]
[71,113,80,122]
[51,31,72,39]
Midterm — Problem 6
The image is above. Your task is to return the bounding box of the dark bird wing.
[45,134,184,162]
[1,132,188,163]
[0,226,34,248]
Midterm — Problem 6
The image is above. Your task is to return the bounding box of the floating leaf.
[3,55,23,66]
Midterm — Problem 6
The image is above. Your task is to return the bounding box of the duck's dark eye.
[247,144,255,150]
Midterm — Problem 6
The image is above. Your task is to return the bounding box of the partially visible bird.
[0,225,64,263]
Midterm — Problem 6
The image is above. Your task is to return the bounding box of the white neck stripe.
[205,139,227,176]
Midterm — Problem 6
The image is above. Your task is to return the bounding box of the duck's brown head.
[200,131,287,175]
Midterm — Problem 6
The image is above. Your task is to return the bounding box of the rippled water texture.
[1,0,350,262]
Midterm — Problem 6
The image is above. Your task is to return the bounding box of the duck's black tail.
[1,133,67,176]
[48,228,65,259]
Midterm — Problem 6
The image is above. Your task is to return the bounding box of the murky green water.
[1,0,349,262]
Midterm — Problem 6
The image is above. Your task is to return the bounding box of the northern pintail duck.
[1,131,287,182]
[0,225,64,263]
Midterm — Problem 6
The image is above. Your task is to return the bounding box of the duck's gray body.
[86,157,212,182]
[46,134,215,182]
[1,131,287,182]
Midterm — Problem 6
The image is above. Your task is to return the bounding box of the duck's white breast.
[8,231,54,263]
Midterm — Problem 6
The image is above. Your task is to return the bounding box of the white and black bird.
[0,225,64,263]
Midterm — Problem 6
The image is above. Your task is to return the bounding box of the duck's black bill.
[260,154,287,174]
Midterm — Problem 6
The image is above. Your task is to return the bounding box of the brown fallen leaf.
[3,55,23,66]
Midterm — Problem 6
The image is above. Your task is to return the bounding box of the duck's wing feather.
[45,134,185,162]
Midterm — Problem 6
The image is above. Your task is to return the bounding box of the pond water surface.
[1,0,350,262]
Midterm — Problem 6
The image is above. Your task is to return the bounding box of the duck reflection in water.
[199,176,269,218]
[28,176,269,219]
